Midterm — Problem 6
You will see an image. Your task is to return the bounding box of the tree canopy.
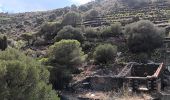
[94,44,117,64]
[55,25,85,43]
[62,12,82,27]
[0,48,59,100]
[48,40,86,89]
[126,20,163,56]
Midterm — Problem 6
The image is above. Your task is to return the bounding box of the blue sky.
[0,0,93,13]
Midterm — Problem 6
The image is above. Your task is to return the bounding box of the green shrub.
[94,44,117,64]
[62,12,82,27]
[0,48,59,100]
[85,9,99,20]
[100,27,112,38]
[21,32,34,46]
[100,22,122,38]
[55,25,85,43]
[110,22,122,36]
[84,27,100,38]
[38,22,62,40]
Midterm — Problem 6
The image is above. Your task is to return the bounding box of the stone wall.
[89,76,123,91]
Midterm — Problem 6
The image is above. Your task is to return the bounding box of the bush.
[0,48,59,100]
[94,44,117,64]
[62,12,82,27]
[100,22,122,38]
[38,22,62,41]
[55,25,85,43]
[48,40,86,89]
[100,27,112,38]
[85,9,99,20]
[110,22,122,36]
[78,5,89,12]
[21,32,34,46]
[125,20,163,57]
[84,27,100,38]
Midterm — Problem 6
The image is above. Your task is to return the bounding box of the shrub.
[94,44,117,64]
[85,9,99,20]
[62,12,82,27]
[38,22,62,41]
[21,32,34,46]
[0,48,59,100]
[78,5,89,12]
[110,22,122,36]
[100,27,112,38]
[55,25,85,43]
[84,27,99,38]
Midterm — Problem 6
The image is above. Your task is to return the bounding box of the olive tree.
[126,20,163,57]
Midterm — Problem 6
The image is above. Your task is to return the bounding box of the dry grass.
[104,89,153,100]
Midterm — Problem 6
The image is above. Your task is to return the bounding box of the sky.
[0,0,93,13]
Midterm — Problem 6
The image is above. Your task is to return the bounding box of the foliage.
[0,48,59,100]
[13,40,26,49]
[71,4,78,11]
[0,35,7,51]
[21,32,34,46]
[38,22,62,41]
[55,25,85,43]
[48,39,86,66]
[48,40,86,89]
[100,27,112,38]
[85,9,99,19]
[122,0,150,8]
[125,20,163,56]
[78,5,89,12]
[101,22,122,38]
[84,27,100,38]
[110,22,122,36]
[94,44,117,64]
[62,12,82,27]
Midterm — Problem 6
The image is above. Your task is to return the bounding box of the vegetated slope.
[0,0,169,53]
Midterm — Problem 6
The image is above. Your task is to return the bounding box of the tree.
[0,35,7,50]
[48,40,86,89]
[85,9,99,20]
[48,39,86,67]
[38,22,62,41]
[93,44,117,64]
[71,4,77,11]
[126,20,163,57]
[55,25,85,43]
[78,5,89,12]
[0,48,59,100]
[62,12,82,27]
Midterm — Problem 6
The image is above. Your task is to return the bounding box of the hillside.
[0,0,170,100]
